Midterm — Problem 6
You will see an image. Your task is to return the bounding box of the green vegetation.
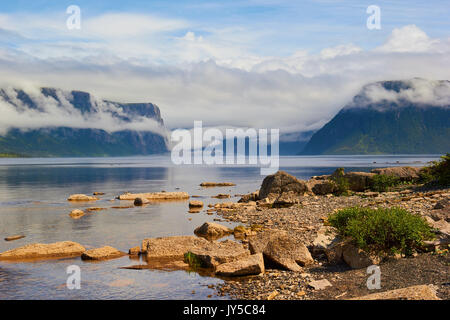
[183,252,202,269]
[331,167,350,196]
[328,207,434,256]
[369,174,401,192]
[419,153,450,187]
[0,153,26,158]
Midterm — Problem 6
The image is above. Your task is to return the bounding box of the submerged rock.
[215,253,264,277]
[118,192,189,201]
[189,200,204,208]
[200,182,235,187]
[0,241,85,261]
[68,194,98,201]
[81,246,126,261]
[134,197,149,206]
[69,209,85,219]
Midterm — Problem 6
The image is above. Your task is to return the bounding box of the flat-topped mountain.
[300,79,450,155]
[0,87,168,157]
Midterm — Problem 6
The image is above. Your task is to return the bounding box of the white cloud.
[353,78,450,109]
[376,25,446,53]
[0,17,449,138]
[0,87,167,136]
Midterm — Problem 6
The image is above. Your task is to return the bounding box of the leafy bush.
[420,153,450,186]
[331,167,350,196]
[370,174,401,192]
[328,207,434,256]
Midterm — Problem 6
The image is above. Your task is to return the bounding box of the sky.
[0,0,449,138]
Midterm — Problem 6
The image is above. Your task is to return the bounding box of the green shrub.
[328,207,434,256]
[370,174,401,192]
[421,153,450,186]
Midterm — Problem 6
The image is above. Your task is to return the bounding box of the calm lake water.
[0,154,441,299]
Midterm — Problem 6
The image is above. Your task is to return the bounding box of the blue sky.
[1,0,449,56]
[0,1,449,134]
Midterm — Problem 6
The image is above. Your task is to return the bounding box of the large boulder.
[186,240,250,268]
[215,253,265,277]
[238,191,259,203]
[311,180,338,195]
[194,222,233,239]
[0,241,85,261]
[142,236,209,256]
[81,246,126,261]
[325,239,380,268]
[344,172,376,192]
[351,285,440,300]
[249,230,313,272]
[259,171,308,200]
[342,243,381,269]
[371,166,422,181]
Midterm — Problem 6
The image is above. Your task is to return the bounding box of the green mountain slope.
[0,88,168,157]
[301,79,450,155]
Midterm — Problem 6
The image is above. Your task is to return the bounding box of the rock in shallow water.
[215,253,264,277]
[0,241,85,261]
[69,209,85,219]
[81,246,126,261]
[68,194,98,201]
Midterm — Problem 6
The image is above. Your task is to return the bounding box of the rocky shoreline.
[1,170,449,300]
[211,186,449,300]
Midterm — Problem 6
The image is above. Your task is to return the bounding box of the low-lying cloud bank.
[346,78,450,110]
[0,87,167,136]
[0,24,449,138]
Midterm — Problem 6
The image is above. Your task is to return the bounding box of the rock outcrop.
[249,230,313,272]
[215,253,265,277]
[351,284,440,300]
[259,171,308,201]
[118,192,189,201]
[200,182,235,187]
[81,246,126,260]
[0,241,85,261]
[371,166,422,181]
[194,222,233,239]
[142,236,209,256]
[68,194,98,201]
[186,240,250,268]
[69,209,85,219]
